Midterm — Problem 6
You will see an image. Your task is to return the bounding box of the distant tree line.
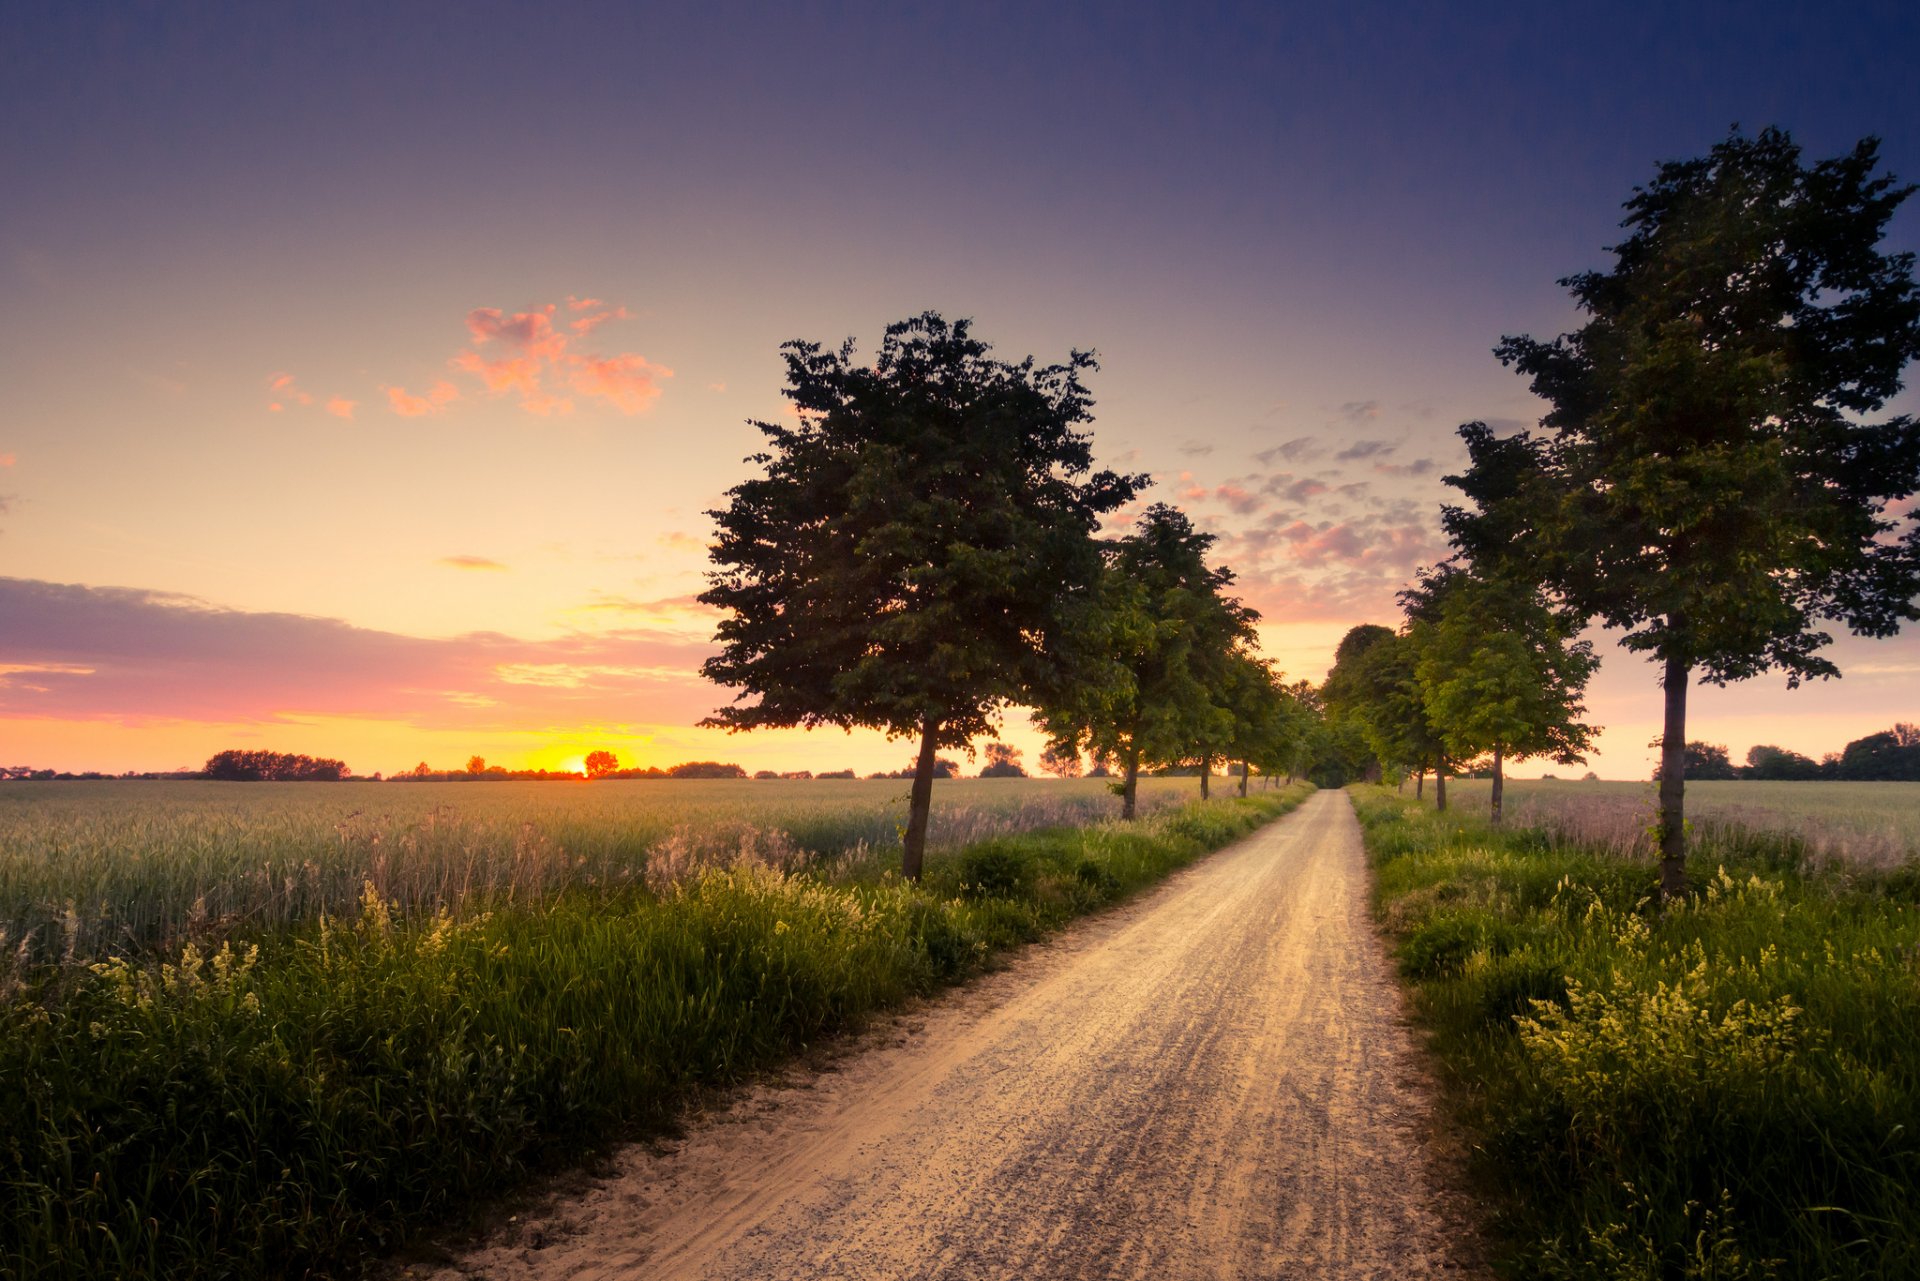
[1670,726,1920,782]
[204,750,349,781]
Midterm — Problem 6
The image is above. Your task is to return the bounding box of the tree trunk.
[1239,759,1250,797]
[1121,744,1140,820]
[902,715,941,880]
[1199,749,1211,800]
[1658,650,1690,900]
[1415,764,1425,801]
[1490,745,1504,826]
[1434,752,1448,812]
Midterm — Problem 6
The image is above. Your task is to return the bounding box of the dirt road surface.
[414,790,1481,1280]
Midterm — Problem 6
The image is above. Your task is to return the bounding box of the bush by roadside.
[1354,786,1920,1281]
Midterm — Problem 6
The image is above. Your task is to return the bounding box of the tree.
[701,313,1144,877]
[203,750,348,781]
[1415,575,1597,823]
[1450,128,1920,896]
[583,750,618,779]
[1746,744,1820,780]
[1039,504,1257,819]
[667,760,748,778]
[466,755,486,775]
[1038,743,1083,778]
[1221,653,1272,796]
[1836,724,1920,780]
[1651,741,1738,782]
[979,743,1027,777]
[1319,624,1396,786]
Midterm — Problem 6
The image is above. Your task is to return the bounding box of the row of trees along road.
[700,314,1317,878]
[1439,128,1920,897]
[1321,565,1598,824]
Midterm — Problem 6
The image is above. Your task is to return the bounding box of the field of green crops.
[0,776,1203,967]
[1433,778,1920,867]
[0,776,1307,1279]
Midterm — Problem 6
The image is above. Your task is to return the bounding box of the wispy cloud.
[324,396,357,420]
[439,555,508,571]
[1253,436,1320,465]
[1334,400,1379,422]
[1334,438,1396,462]
[386,380,461,418]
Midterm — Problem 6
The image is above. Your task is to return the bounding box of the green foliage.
[0,786,1313,1279]
[1446,127,1920,882]
[698,312,1144,872]
[1039,503,1262,812]
[1357,786,1920,1280]
[1664,741,1740,781]
[699,310,1142,747]
[203,750,348,782]
[1416,574,1597,773]
[1836,724,1920,781]
[1745,745,1821,781]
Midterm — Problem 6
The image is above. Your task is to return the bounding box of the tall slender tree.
[701,313,1144,877]
[1449,128,1920,895]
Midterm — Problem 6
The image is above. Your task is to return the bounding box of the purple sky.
[2,2,1917,776]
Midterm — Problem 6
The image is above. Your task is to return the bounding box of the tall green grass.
[1355,786,1920,1280]
[0,777,1197,965]
[1,785,1310,1280]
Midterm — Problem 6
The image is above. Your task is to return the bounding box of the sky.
[2,1,1918,779]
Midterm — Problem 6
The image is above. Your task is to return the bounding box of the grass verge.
[1353,785,1920,1280]
[2,784,1310,1279]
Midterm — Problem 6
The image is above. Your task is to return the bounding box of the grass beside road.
[1353,785,1920,1281]
[1,784,1310,1281]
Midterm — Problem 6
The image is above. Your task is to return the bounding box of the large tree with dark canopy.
[700,312,1143,877]
[1448,128,1920,896]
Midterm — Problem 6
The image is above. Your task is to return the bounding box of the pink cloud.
[1213,483,1265,515]
[0,454,15,468]
[263,372,321,411]
[439,555,507,571]
[386,380,462,418]
[450,300,671,417]
[569,305,632,335]
[570,351,667,413]
[325,396,357,420]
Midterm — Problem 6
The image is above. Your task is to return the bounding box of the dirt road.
[419,790,1479,1280]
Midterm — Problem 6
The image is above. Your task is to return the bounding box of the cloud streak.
[0,577,720,729]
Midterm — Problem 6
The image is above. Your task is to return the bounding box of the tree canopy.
[700,312,1144,875]
[1039,503,1260,817]
[1446,127,1920,893]
[1414,574,1597,823]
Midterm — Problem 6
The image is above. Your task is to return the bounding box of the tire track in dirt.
[409,790,1484,1280]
